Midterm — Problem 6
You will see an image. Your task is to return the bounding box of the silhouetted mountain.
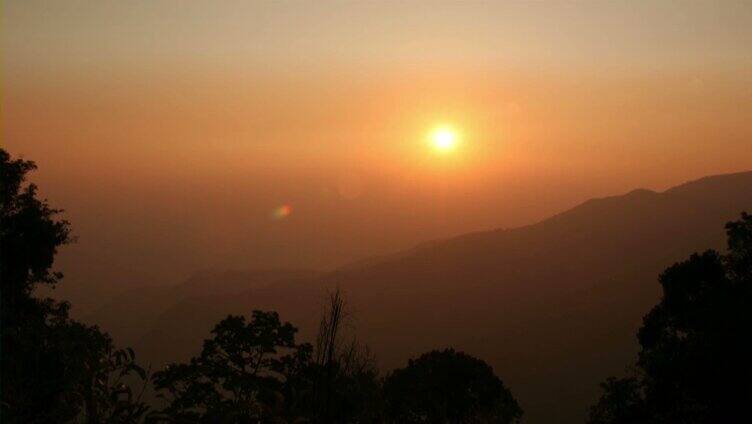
[89,171,752,423]
[85,269,321,348]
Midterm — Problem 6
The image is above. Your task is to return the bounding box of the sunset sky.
[4,1,752,305]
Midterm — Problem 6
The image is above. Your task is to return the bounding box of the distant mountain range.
[86,170,752,423]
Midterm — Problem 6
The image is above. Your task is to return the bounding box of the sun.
[430,126,458,152]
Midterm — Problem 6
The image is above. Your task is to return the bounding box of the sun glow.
[430,126,458,152]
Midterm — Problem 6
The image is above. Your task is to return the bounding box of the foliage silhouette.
[383,348,523,424]
[1,148,149,423]
[151,310,311,422]
[0,147,541,423]
[303,289,381,423]
[588,212,752,424]
[152,291,382,423]
[151,292,524,423]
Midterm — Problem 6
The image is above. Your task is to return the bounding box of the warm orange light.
[430,126,458,152]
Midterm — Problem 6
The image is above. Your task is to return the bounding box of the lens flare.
[272,204,293,220]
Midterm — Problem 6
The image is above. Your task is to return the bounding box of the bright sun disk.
[431,127,458,152]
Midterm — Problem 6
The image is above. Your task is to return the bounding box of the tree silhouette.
[383,348,523,424]
[285,289,381,423]
[152,292,382,423]
[1,148,148,423]
[0,148,521,424]
[589,212,752,424]
[152,310,311,422]
[587,377,646,424]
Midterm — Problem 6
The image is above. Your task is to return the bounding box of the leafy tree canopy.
[589,212,752,424]
[152,310,310,422]
[1,148,148,423]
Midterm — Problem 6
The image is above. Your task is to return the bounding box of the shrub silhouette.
[589,212,752,423]
[383,348,523,424]
[289,289,382,423]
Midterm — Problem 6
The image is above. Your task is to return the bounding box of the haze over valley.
[4,2,752,423]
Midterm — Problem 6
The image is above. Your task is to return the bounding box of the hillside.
[89,171,752,423]
[84,269,322,348]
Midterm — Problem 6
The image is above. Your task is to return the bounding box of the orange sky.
[3,1,752,308]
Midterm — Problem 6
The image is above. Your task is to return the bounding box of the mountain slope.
[94,171,752,423]
[85,269,321,348]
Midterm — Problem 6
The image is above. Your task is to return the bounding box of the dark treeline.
[587,211,752,423]
[2,147,751,423]
[1,149,149,423]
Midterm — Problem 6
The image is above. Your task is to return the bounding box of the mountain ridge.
[87,169,752,423]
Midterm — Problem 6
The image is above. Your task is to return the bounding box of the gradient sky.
[4,1,752,310]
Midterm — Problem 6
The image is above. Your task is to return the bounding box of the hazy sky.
[4,1,752,308]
